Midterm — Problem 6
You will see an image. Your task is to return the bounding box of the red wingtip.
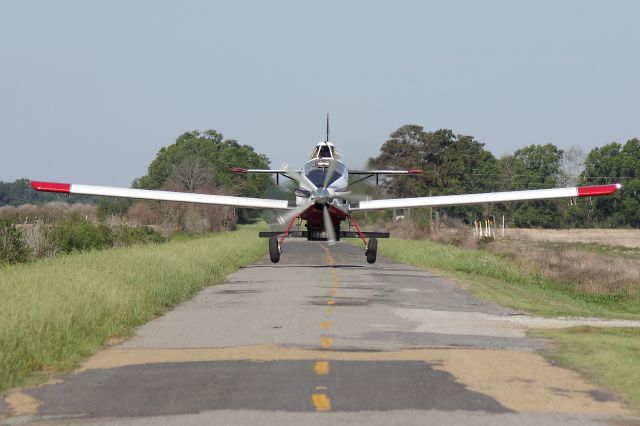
[31,181,71,193]
[408,169,423,175]
[232,168,248,173]
[577,183,621,197]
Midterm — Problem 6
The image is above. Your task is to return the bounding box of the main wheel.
[366,238,378,264]
[269,237,280,263]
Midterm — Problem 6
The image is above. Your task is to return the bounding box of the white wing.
[350,184,621,211]
[31,181,291,210]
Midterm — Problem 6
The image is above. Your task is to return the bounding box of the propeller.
[322,158,337,189]
[277,200,313,225]
[282,163,317,193]
[277,158,350,244]
[322,203,336,245]
[333,190,369,203]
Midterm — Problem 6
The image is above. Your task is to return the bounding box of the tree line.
[368,125,639,228]
[2,126,638,229]
[0,179,99,206]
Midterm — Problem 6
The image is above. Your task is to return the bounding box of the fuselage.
[297,142,350,229]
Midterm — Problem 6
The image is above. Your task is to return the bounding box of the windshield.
[319,145,332,158]
[306,169,341,187]
[304,162,345,187]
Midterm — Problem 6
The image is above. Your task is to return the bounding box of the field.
[508,228,640,249]
[0,224,267,392]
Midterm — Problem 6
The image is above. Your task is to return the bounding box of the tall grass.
[377,238,640,319]
[0,224,267,392]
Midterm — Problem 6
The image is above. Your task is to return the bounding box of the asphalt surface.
[2,241,638,425]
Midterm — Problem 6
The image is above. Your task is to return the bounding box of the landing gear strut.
[270,215,298,263]
[348,214,378,264]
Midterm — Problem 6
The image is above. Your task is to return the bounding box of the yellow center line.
[313,244,340,412]
[312,393,331,411]
[314,361,330,375]
[321,336,332,348]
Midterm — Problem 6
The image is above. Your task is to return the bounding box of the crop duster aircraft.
[31,121,621,264]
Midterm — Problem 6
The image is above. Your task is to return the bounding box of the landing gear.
[366,237,378,264]
[269,237,280,263]
[347,214,378,265]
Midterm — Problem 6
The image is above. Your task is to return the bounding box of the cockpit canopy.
[309,142,340,160]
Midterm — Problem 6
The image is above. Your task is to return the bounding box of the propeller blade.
[323,205,337,245]
[282,164,302,183]
[283,164,317,191]
[277,201,312,225]
[333,191,369,202]
[323,159,337,189]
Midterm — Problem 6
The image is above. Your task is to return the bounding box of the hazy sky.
[1,1,638,186]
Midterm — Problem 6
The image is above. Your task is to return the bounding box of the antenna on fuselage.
[325,113,330,143]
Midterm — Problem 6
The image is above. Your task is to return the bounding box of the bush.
[97,198,132,221]
[112,225,165,247]
[0,220,32,264]
[45,215,113,253]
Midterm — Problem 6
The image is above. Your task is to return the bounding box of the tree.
[581,139,640,227]
[369,126,499,223]
[136,130,273,223]
[560,145,586,187]
[367,125,426,198]
[170,157,216,193]
[508,144,565,228]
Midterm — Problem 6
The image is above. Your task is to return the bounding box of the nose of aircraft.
[313,187,332,202]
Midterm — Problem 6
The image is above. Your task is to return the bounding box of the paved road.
[3,241,638,425]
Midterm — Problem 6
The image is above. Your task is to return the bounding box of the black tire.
[366,238,377,264]
[269,237,280,263]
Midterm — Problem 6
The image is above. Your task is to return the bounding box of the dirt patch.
[4,391,40,416]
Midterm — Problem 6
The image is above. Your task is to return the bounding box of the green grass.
[0,224,267,392]
[375,238,640,319]
[530,327,640,411]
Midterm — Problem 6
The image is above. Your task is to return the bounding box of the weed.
[0,220,32,264]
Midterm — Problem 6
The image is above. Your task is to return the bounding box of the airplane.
[31,118,621,264]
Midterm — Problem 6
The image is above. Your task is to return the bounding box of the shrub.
[0,220,32,264]
[112,225,165,247]
[45,215,113,253]
[97,198,132,221]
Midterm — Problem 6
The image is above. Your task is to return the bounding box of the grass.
[375,237,640,319]
[530,327,640,411]
[0,223,267,393]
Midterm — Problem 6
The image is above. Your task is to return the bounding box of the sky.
[1,0,639,186]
